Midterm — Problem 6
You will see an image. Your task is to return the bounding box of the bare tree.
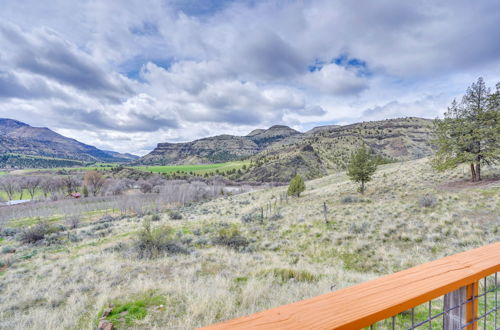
[26,176,42,200]
[40,176,62,199]
[105,179,127,196]
[0,176,18,201]
[61,176,80,195]
[18,176,28,200]
[84,171,106,196]
[138,180,153,193]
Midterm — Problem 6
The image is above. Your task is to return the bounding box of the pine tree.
[347,145,377,194]
[432,78,499,181]
[287,174,305,197]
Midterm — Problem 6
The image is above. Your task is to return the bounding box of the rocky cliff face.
[137,125,301,165]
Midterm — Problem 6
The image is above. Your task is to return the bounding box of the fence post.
[465,282,479,330]
[443,282,478,330]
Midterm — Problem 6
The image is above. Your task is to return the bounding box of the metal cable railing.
[366,272,499,329]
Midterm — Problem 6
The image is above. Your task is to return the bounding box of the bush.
[341,195,359,204]
[1,246,15,254]
[135,219,187,259]
[241,208,261,223]
[152,214,161,221]
[169,211,183,220]
[259,268,319,283]
[212,225,249,251]
[419,194,437,208]
[65,215,81,229]
[18,221,58,244]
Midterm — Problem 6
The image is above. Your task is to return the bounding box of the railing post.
[443,282,478,330]
[465,282,478,330]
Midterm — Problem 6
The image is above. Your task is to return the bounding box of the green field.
[0,171,7,176]
[135,161,249,175]
[16,161,249,176]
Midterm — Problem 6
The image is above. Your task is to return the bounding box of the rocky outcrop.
[136,125,301,165]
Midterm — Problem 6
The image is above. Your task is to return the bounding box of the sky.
[1,0,499,155]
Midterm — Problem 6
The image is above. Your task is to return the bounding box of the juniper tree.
[432,78,499,181]
[347,145,377,194]
[287,174,305,197]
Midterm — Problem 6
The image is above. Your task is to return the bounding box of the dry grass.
[0,158,498,329]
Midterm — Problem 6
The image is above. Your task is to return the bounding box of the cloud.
[0,22,135,102]
[0,0,500,155]
[302,63,369,95]
[361,94,451,121]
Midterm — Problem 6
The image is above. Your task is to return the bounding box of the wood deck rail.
[200,242,500,330]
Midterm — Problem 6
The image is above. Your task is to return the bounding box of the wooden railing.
[200,242,500,329]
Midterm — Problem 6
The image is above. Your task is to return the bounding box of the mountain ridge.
[0,118,139,168]
[136,117,435,181]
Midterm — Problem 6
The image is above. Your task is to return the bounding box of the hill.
[136,125,301,165]
[138,117,435,181]
[0,118,138,168]
[0,158,497,328]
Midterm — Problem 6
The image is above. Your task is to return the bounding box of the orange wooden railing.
[200,242,500,329]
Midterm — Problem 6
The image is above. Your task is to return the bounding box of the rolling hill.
[137,117,435,181]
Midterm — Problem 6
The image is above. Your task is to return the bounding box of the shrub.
[169,211,183,220]
[259,268,319,283]
[269,213,283,221]
[241,208,261,223]
[341,195,359,204]
[419,194,437,208]
[134,219,187,259]
[65,215,81,229]
[150,214,161,221]
[212,225,249,251]
[1,246,15,254]
[287,174,305,197]
[18,221,58,244]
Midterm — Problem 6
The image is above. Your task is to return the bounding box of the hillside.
[138,117,435,182]
[136,125,301,165]
[0,119,138,168]
[0,158,497,328]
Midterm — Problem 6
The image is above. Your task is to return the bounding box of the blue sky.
[0,0,499,155]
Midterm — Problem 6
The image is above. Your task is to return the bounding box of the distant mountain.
[136,125,301,165]
[102,150,139,161]
[0,118,138,168]
[137,117,435,181]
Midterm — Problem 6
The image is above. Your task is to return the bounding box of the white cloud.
[0,0,499,155]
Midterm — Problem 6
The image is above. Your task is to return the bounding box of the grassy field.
[0,158,498,329]
[14,161,249,176]
[135,161,249,175]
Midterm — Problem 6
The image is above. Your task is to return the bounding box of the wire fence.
[366,272,499,330]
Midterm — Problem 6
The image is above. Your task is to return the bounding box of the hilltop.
[136,125,301,165]
[0,118,138,168]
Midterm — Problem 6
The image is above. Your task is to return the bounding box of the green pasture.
[135,161,249,175]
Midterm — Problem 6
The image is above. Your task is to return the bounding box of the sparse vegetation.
[0,158,498,329]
